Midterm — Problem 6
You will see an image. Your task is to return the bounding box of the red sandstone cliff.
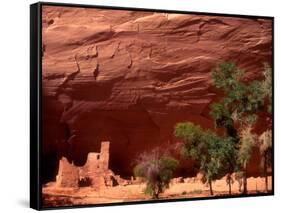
[41,6,272,182]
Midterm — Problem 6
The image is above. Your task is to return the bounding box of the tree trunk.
[264,154,268,193]
[243,163,247,194]
[227,174,232,195]
[228,181,232,195]
[153,191,159,199]
[209,180,213,196]
[154,184,162,199]
[155,193,159,199]
[265,173,268,193]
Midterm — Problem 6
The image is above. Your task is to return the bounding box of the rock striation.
[41,6,272,182]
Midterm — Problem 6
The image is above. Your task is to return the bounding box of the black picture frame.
[30,1,274,210]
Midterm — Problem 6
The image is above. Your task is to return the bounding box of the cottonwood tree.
[209,62,272,194]
[174,122,236,195]
[261,64,272,113]
[237,124,257,194]
[133,149,178,199]
[258,65,272,192]
[258,130,272,192]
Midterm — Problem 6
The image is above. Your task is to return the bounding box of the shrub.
[134,149,178,199]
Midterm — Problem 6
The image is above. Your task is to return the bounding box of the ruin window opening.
[78,177,92,187]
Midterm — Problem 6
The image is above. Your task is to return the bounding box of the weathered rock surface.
[41,6,272,182]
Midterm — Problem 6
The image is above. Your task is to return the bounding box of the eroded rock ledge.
[42,6,272,182]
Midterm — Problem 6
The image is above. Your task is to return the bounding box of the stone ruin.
[56,141,119,189]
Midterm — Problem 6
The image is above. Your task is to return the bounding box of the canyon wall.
[41,6,272,182]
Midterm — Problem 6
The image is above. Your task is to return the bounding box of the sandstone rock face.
[41,6,272,182]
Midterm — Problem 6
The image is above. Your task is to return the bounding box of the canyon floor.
[42,176,272,207]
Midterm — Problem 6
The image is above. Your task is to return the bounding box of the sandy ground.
[42,176,272,207]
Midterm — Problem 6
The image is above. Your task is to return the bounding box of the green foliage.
[210,103,233,129]
[258,129,272,192]
[210,103,230,122]
[174,122,204,160]
[174,122,236,188]
[174,122,203,143]
[212,62,244,91]
[210,62,272,130]
[259,129,272,154]
[173,62,272,195]
[258,130,272,170]
[261,64,272,113]
[245,81,265,112]
[238,125,257,167]
[134,149,178,199]
[236,124,257,193]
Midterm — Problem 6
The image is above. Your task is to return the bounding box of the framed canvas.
[30,2,274,210]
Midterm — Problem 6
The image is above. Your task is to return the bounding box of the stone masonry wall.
[56,141,113,188]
